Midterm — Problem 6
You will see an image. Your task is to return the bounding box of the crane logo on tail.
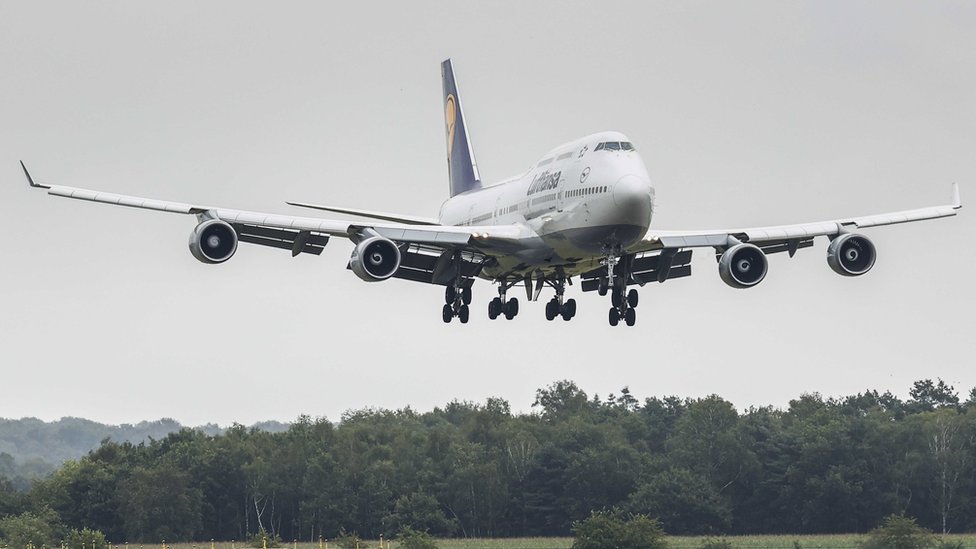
[445,94,457,160]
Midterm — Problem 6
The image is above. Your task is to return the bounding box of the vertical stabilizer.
[442,59,482,197]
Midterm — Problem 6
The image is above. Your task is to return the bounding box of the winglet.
[20,161,50,189]
[951,182,961,209]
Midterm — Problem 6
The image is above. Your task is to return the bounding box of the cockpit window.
[595,141,635,152]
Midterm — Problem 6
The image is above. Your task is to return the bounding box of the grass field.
[158,535,976,549]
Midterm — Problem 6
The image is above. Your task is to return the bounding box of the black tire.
[609,307,620,326]
[488,297,500,320]
[442,304,453,323]
[545,300,557,321]
[611,290,623,308]
[561,305,572,321]
[628,289,639,308]
[507,297,519,317]
[462,287,472,305]
[625,307,636,326]
[445,286,456,304]
[459,304,470,324]
[564,298,577,318]
[597,277,608,296]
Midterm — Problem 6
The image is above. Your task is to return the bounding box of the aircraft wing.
[21,162,524,258]
[630,183,961,254]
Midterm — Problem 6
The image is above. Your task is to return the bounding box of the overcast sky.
[1,1,974,427]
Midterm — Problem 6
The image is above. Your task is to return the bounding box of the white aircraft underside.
[22,59,962,326]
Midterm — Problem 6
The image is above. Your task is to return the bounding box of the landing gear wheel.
[628,289,639,308]
[625,307,636,327]
[442,304,453,323]
[611,290,623,308]
[445,286,456,304]
[561,298,577,321]
[461,287,472,305]
[488,297,501,320]
[458,304,470,324]
[609,307,620,326]
[545,299,557,321]
[504,297,519,320]
[597,277,609,296]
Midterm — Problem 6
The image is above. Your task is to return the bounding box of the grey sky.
[1,1,974,426]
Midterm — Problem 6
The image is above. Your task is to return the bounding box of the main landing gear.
[442,283,472,324]
[544,273,577,322]
[602,252,639,327]
[487,280,520,321]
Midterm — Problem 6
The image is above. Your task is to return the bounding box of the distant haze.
[1,1,973,426]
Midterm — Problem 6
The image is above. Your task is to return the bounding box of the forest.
[0,379,974,543]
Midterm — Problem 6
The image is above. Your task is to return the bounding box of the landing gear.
[488,280,520,320]
[443,280,472,323]
[604,250,640,327]
[543,272,577,322]
[608,284,638,327]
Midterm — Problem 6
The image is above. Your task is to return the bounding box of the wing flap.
[233,224,329,256]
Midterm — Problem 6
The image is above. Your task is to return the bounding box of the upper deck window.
[594,141,635,152]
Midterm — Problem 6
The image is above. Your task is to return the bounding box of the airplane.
[22,59,963,327]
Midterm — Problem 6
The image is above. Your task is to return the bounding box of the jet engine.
[349,236,401,282]
[719,243,768,288]
[189,219,238,264]
[827,233,876,276]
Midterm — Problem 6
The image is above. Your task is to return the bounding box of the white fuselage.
[438,131,655,279]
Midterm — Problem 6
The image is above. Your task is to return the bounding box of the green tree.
[0,510,62,549]
[628,467,731,534]
[571,509,669,549]
[117,463,203,541]
[860,515,935,549]
[396,527,438,549]
[64,528,107,549]
[909,379,959,412]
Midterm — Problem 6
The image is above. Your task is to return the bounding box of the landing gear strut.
[604,251,639,327]
[488,279,519,320]
[544,272,577,321]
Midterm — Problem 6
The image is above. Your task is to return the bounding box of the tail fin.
[442,59,482,197]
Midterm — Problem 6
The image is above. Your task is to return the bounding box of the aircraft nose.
[612,174,653,225]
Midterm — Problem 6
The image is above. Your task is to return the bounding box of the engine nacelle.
[349,236,401,282]
[827,233,876,276]
[189,219,238,264]
[719,243,768,288]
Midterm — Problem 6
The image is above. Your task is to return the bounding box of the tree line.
[0,379,974,544]
[0,417,291,489]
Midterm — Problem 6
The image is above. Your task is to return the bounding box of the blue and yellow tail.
[441,59,482,197]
